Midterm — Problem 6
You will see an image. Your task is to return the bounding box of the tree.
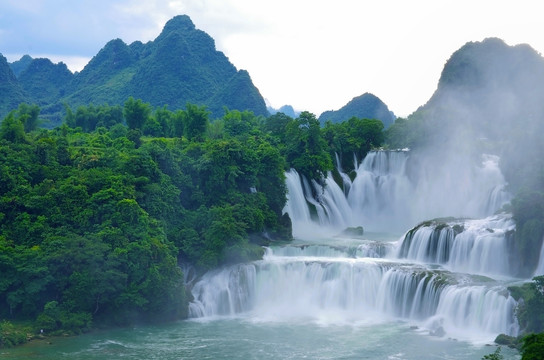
[0,112,26,143]
[526,276,544,332]
[521,333,544,360]
[263,112,292,142]
[124,97,151,130]
[17,103,40,132]
[284,111,333,182]
[63,103,76,128]
[223,109,258,137]
[183,103,209,141]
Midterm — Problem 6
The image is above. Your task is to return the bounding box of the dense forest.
[0,99,384,346]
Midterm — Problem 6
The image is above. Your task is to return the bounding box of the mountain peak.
[437,37,543,90]
[161,15,196,35]
[9,54,34,77]
[318,92,396,128]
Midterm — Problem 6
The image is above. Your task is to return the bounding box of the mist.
[413,38,544,196]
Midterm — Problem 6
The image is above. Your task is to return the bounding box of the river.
[1,316,520,359]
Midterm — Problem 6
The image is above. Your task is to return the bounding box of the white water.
[285,151,511,234]
[397,214,516,277]
[190,237,519,342]
[189,150,522,354]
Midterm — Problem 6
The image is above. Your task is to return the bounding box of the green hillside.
[2,15,268,126]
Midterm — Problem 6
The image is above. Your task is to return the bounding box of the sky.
[1,0,543,117]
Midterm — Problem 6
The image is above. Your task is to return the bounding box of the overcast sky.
[1,0,543,117]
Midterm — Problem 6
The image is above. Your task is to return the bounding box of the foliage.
[124,97,151,130]
[322,116,384,173]
[16,103,41,132]
[0,55,27,121]
[509,276,544,334]
[0,100,292,340]
[481,347,503,360]
[521,333,544,360]
[183,103,210,141]
[283,111,333,183]
[0,321,31,348]
[384,115,426,150]
[0,112,26,143]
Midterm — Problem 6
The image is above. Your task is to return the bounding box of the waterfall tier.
[189,242,519,340]
[397,214,517,277]
[284,151,511,235]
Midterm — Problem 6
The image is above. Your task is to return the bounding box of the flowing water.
[3,151,528,359]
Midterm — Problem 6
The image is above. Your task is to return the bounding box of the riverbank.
[0,320,39,348]
[0,320,79,349]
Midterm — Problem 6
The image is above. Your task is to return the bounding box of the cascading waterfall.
[284,150,511,234]
[189,150,521,344]
[189,243,519,340]
[397,214,516,277]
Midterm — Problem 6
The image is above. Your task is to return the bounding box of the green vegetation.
[508,276,544,334]
[520,333,544,360]
[481,347,503,360]
[322,116,384,174]
[0,102,282,343]
[0,321,32,348]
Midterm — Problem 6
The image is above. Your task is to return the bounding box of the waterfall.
[189,245,518,339]
[283,150,511,234]
[188,150,519,343]
[397,214,516,277]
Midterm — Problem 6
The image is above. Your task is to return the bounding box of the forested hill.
[318,93,396,128]
[1,15,268,126]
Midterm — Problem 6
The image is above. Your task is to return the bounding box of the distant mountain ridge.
[1,15,268,125]
[318,93,396,128]
[266,103,299,118]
